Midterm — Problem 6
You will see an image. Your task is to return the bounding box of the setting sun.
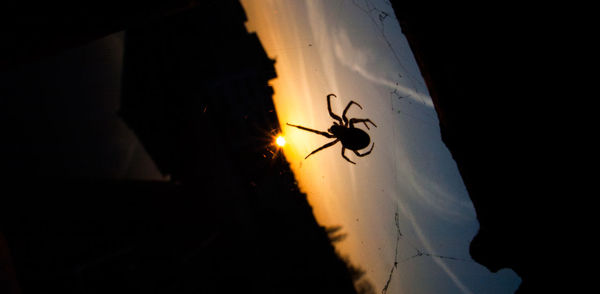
[275,136,286,147]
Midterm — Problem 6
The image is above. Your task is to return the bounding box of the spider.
[287,94,377,164]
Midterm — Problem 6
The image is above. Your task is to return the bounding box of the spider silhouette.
[287,94,377,164]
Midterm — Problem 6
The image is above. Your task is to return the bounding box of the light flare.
[276,135,286,147]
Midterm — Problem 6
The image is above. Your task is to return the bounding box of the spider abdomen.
[339,128,371,150]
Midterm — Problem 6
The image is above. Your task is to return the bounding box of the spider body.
[287,94,377,164]
[328,124,370,151]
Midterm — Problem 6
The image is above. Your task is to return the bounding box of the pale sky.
[241,0,521,293]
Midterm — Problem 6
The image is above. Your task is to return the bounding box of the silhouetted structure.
[0,0,198,68]
[0,1,361,293]
[119,1,278,183]
[388,2,572,292]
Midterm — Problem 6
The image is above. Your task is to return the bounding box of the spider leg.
[341,147,356,164]
[342,101,363,126]
[349,118,377,130]
[305,139,340,159]
[287,123,335,138]
[327,94,343,125]
[353,143,375,157]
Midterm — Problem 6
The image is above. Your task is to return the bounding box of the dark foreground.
[0,1,366,293]
[389,1,578,292]
[1,0,580,293]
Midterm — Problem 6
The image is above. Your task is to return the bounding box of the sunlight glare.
[276,135,286,147]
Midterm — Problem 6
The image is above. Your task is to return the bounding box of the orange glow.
[275,135,286,147]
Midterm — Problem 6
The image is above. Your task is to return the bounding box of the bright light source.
[276,136,286,147]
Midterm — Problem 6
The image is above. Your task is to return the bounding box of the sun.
[275,135,286,147]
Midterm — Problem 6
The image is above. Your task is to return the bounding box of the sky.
[241,1,521,293]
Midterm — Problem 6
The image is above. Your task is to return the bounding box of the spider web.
[262,0,437,128]
[381,208,473,294]
[381,209,473,294]
[345,0,438,125]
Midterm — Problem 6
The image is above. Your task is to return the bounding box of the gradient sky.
[241,1,521,293]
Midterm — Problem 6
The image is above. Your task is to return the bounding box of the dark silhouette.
[287,94,377,164]
[385,1,575,292]
[325,225,348,243]
[0,1,368,293]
